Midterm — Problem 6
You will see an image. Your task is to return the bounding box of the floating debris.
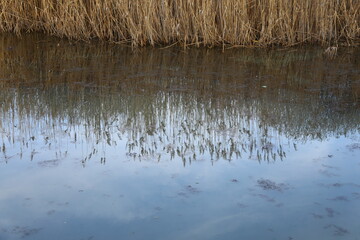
[186,185,200,194]
[318,182,360,188]
[257,179,289,192]
[311,213,324,219]
[324,224,349,236]
[318,169,339,178]
[4,226,42,238]
[327,183,343,187]
[37,159,60,168]
[325,207,339,218]
[346,143,360,151]
[329,196,349,202]
[252,193,275,203]
[177,192,188,198]
[321,164,339,170]
[176,185,201,198]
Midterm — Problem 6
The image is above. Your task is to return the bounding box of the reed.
[0,0,359,46]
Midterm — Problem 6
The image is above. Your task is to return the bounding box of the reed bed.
[0,0,359,46]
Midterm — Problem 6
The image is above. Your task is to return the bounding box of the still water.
[0,34,360,240]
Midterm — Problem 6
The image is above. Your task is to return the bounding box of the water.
[0,33,360,240]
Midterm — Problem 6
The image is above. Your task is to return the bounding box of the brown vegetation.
[0,0,359,46]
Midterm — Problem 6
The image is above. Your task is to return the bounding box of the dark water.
[0,34,360,240]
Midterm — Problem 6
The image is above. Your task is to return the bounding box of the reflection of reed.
[0,83,359,164]
[1,34,360,94]
[0,34,359,164]
[0,87,280,163]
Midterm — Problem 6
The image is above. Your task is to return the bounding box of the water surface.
[0,34,360,240]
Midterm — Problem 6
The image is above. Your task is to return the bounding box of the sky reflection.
[0,33,359,240]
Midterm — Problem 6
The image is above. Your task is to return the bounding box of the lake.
[0,33,359,240]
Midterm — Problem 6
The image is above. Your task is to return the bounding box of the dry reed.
[0,0,359,46]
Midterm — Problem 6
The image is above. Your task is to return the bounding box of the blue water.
[0,34,359,240]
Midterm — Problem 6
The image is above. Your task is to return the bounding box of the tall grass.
[0,0,359,46]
